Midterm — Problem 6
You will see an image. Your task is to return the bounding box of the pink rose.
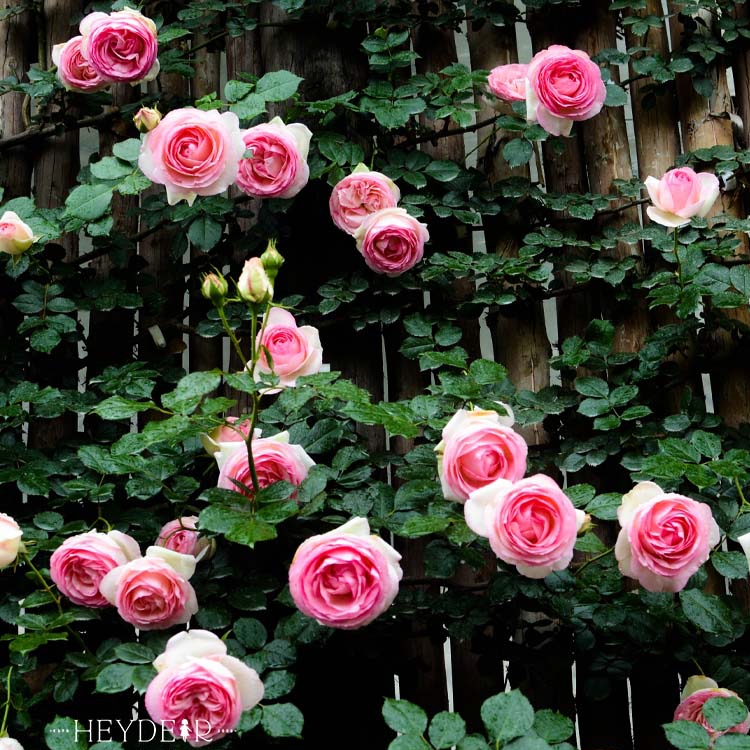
[138,107,245,206]
[436,407,528,503]
[329,164,401,235]
[289,517,402,629]
[217,430,314,497]
[51,36,107,92]
[0,211,36,256]
[146,630,264,747]
[645,167,720,228]
[465,474,587,578]
[488,63,529,103]
[50,530,140,607]
[0,739,24,750]
[235,116,312,199]
[99,547,198,630]
[674,678,750,739]
[80,7,159,84]
[353,207,429,276]
[156,517,203,556]
[615,482,720,592]
[200,416,255,459]
[253,307,324,389]
[0,513,23,569]
[526,45,606,137]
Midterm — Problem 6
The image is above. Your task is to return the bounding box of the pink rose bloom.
[674,677,750,739]
[289,517,402,629]
[436,407,528,503]
[0,211,36,256]
[329,164,401,235]
[50,530,140,607]
[146,630,264,747]
[645,167,720,228]
[156,517,203,556]
[217,430,314,497]
[99,547,198,630]
[488,63,529,103]
[52,36,107,92]
[0,739,24,750]
[465,474,587,578]
[200,416,255,458]
[235,116,312,199]
[80,7,159,84]
[615,482,720,593]
[0,513,23,569]
[253,307,324,389]
[526,44,606,137]
[353,207,429,276]
[138,107,246,206]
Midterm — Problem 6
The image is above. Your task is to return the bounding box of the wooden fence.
[2,0,750,747]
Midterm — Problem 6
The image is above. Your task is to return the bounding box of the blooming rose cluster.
[289,517,402,629]
[52,7,158,91]
[615,481,719,593]
[329,163,428,277]
[145,630,264,745]
[49,522,212,628]
[488,45,606,137]
[138,110,312,206]
[436,405,585,579]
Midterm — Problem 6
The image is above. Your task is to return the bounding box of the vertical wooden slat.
[0,1,34,198]
[255,14,394,749]
[189,36,224,375]
[27,0,81,451]
[671,8,750,427]
[732,4,750,150]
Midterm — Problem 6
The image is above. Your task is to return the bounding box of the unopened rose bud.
[260,239,284,283]
[201,272,228,306]
[578,513,593,535]
[237,257,273,304]
[133,106,162,133]
[0,211,36,257]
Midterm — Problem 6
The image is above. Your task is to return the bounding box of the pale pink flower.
[645,167,720,228]
[329,164,400,235]
[289,517,402,629]
[52,36,107,92]
[488,63,528,103]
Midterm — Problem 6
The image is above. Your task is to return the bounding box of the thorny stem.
[216,306,247,366]
[0,667,12,737]
[405,115,501,146]
[574,546,615,576]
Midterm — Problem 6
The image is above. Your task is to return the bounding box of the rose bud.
[133,106,162,133]
[260,238,284,283]
[237,257,272,304]
[0,211,36,257]
[201,272,228,306]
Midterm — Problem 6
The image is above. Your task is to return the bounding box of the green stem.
[674,228,683,286]
[574,546,615,576]
[216,306,247,365]
[21,553,88,652]
[736,477,750,511]
[0,667,12,737]
[246,395,261,496]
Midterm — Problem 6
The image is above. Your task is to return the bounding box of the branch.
[0,108,121,153]
[405,115,502,146]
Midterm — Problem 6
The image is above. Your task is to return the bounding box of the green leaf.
[262,670,296,700]
[605,83,629,106]
[714,736,750,749]
[532,709,575,743]
[34,511,64,531]
[112,139,142,163]
[662,720,711,750]
[481,690,534,744]
[424,160,460,182]
[679,590,734,635]
[389,737,432,750]
[503,139,533,168]
[690,430,722,459]
[235,617,268,649]
[703,696,749,733]
[256,71,303,101]
[261,703,304,738]
[400,516,450,537]
[90,156,133,181]
[188,215,223,251]
[712,551,749,580]
[45,716,88,750]
[114,642,156,664]
[575,376,610,398]
[64,183,113,222]
[95,663,135,693]
[469,359,508,384]
[383,698,429,735]
[429,712,467,749]
[93,395,154,420]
